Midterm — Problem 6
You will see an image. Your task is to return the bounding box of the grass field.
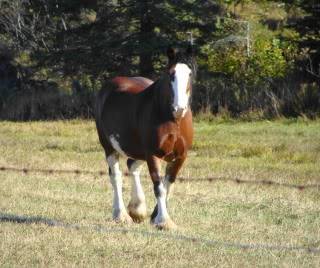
[0,119,320,267]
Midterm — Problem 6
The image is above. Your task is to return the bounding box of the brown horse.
[95,47,196,229]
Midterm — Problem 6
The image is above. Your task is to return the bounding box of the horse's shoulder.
[112,76,154,94]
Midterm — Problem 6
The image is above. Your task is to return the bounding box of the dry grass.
[0,119,320,267]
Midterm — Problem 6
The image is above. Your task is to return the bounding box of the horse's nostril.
[173,107,185,118]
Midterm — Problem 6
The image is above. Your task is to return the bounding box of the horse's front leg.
[150,157,186,227]
[164,157,186,201]
[147,156,176,230]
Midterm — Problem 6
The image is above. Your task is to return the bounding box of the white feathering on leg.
[128,161,147,222]
[107,153,132,223]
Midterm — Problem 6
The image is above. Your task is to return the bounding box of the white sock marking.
[107,154,126,215]
[156,182,169,222]
[164,175,174,201]
[129,161,145,204]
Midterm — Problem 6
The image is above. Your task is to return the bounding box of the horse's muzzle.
[173,107,186,119]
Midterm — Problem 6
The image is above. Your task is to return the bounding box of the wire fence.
[1,212,319,254]
[1,165,319,191]
[1,166,320,254]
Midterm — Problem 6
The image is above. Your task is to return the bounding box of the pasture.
[0,119,320,267]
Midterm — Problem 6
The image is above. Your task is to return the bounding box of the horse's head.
[166,46,196,119]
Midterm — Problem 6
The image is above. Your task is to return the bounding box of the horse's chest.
[157,132,186,161]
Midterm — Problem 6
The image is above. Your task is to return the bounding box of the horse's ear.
[167,47,177,62]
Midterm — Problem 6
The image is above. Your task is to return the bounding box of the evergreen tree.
[285,0,320,78]
[39,0,223,78]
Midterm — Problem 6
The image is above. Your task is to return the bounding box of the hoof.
[113,210,133,224]
[152,217,177,230]
[128,201,147,223]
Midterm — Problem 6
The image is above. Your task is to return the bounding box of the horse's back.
[96,76,153,122]
[112,76,153,94]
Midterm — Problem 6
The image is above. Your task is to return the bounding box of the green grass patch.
[1,119,320,266]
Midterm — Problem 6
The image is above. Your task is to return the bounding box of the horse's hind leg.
[127,159,147,223]
[107,153,132,223]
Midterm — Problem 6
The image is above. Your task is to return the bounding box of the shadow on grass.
[1,212,319,254]
[0,212,64,227]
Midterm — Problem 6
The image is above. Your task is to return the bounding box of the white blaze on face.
[171,63,192,114]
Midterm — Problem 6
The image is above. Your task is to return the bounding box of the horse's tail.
[94,80,116,125]
[95,88,109,125]
[94,80,116,149]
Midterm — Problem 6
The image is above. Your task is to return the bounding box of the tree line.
[0,0,319,120]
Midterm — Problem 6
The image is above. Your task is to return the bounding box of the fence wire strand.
[1,166,320,254]
[0,212,319,254]
[1,166,319,191]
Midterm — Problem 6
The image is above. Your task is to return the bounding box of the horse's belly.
[102,95,145,159]
[107,131,145,160]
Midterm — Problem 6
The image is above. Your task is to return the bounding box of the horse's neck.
[150,78,173,121]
